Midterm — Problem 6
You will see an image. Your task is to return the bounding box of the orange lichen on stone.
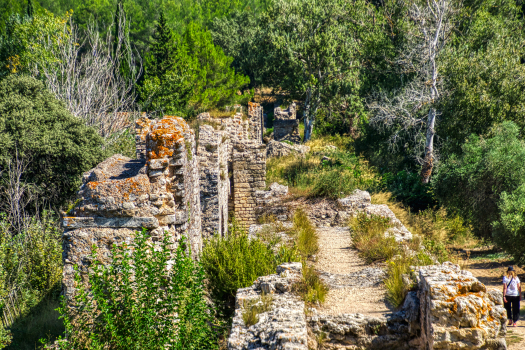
[147,117,185,160]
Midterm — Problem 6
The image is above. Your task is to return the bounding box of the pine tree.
[26,0,34,19]
[150,12,173,78]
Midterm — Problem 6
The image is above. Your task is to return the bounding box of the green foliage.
[140,21,249,116]
[492,184,525,265]
[384,254,415,308]
[200,220,283,315]
[350,213,399,264]
[439,0,525,154]
[0,75,104,208]
[261,0,367,140]
[0,211,63,348]
[292,263,328,305]
[433,121,525,239]
[381,170,436,212]
[0,9,71,77]
[292,209,318,259]
[56,230,218,350]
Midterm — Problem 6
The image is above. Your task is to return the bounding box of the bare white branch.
[40,6,142,140]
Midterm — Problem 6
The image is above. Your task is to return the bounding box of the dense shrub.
[56,230,217,350]
[0,211,63,349]
[433,122,525,239]
[0,75,104,208]
[492,184,525,265]
[200,220,284,315]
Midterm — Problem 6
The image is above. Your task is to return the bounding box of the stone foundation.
[273,103,301,143]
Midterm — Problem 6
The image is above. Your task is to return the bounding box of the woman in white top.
[503,266,521,327]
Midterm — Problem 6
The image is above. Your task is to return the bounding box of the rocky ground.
[314,226,393,316]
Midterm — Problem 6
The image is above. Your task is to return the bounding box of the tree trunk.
[421,107,436,184]
[303,87,313,142]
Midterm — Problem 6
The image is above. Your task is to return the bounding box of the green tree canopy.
[0,75,104,208]
[433,122,525,239]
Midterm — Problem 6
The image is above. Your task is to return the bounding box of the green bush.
[200,221,283,315]
[55,230,217,350]
[492,184,525,265]
[350,213,399,264]
[0,211,63,349]
[434,121,525,239]
[0,75,104,208]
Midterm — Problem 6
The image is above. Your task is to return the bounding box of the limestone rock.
[418,263,507,350]
[228,263,308,350]
[266,139,310,158]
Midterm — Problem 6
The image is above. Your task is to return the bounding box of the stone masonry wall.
[274,103,300,143]
[197,104,266,229]
[62,116,201,300]
[232,143,267,227]
[198,124,230,238]
[248,101,263,145]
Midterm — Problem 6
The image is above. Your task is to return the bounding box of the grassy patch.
[292,209,319,259]
[292,264,329,306]
[266,135,379,199]
[241,294,273,327]
[371,192,478,262]
[350,213,399,264]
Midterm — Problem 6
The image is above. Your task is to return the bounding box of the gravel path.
[315,226,393,316]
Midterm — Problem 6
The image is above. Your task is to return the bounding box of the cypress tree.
[150,12,173,78]
[26,0,34,19]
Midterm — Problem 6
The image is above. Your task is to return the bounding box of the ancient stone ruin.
[63,103,266,299]
[62,102,508,349]
[273,103,301,143]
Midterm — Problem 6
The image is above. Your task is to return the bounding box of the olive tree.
[262,0,364,142]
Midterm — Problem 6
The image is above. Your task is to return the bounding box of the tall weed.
[292,264,328,305]
[54,230,217,350]
[292,209,319,259]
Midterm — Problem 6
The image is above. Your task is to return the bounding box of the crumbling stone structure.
[273,103,301,143]
[63,116,201,299]
[197,104,266,234]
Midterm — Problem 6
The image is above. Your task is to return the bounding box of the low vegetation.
[54,230,217,350]
[350,213,398,264]
[292,264,328,306]
[266,136,379,199]
[241,293,273,327]
[201,219,291,316]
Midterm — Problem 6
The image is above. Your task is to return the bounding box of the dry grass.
[371,192,479,254]
[241,293,273,327]
[350,213,399,264]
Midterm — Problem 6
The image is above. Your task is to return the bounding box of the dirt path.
[461,258,525,349]
[314,226,393,316]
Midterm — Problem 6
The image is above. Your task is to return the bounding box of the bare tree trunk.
[303,86,314,142]
[421,106,436,183]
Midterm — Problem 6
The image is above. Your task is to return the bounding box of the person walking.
[503,266,521,327]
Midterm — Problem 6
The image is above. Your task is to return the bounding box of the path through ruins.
[315,226,393,316]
